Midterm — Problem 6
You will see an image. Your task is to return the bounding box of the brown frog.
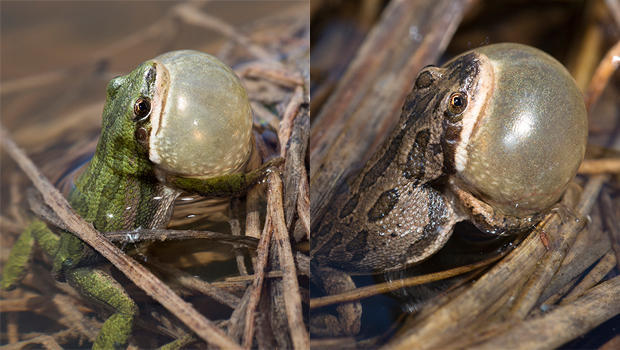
[310,43,587,335]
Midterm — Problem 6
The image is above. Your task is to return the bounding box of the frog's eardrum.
[149,50,253,178]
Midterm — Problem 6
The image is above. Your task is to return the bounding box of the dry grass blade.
[469,275,620,350]
[237,62,305,88]
[0,125,242,350]
[560,251,617,305]
[310,254,504,309]
[268,172,310,349]
[578,157,620,174]
[601,191,620,270]
[584,40,620,113]
[283,102,310,235]
[0,334,63,350]
[242,213,272,349]
[154,261,241,309]
[173,2,277,62]
[279,86,306,158]
[105,228,258,247]
[384,181,597,350]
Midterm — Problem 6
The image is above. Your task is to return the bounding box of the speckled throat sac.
[450,44,587,216]
[148,50,253,179]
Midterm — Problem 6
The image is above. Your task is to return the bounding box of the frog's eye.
[415,71,434,89]
[133,97,151,121]
[447,92,467,116]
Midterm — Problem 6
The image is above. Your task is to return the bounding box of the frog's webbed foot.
[165,157,284,198]
[310,266,361,337]
[1,220,59,290]
[66,267,138,350]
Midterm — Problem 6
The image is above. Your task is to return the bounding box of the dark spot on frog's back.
[403,129,430,180]
[368,188,400,222]
[345,230,368,263]
[312,221,336,258]
[359,128,405,191]
[340,193,359,219]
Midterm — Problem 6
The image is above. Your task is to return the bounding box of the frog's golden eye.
[415,71,434,89]
[447,92,467,115]
[133,97,151,121]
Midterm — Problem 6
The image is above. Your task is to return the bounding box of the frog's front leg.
[448,180,541,236]
[2,220,59,289]
[314,184,463,273]
[310,266,361,336]
[66,267,137,350]
[165,157,283,197]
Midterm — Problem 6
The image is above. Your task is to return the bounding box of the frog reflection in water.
[2,50,278,349]
[311,43,587,335]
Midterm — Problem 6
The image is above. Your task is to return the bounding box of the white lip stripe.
[149,62,169,165]
[454,55,494,173]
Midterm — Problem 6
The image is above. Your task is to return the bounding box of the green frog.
[310,43,587,335]
[2,50,276,349]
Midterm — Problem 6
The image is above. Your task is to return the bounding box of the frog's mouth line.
[148,62,170,165]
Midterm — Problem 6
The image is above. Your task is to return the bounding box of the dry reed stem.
[578,157,620,174]
[245,186,263,240]
[0,294,48,312]
[310,254,503,309]
[242,214,272,348]
[226,287,250,342]
[230,199,249,275]
[469,275,620,350]
[538,215,611,303]
[584,40,620,113]
[154,262,241,309]
[173,2,277,62]
[601,191,620,270]
[509,204,588,317]
[0,70,67,95]
[29,192,260,247]
[279,86,305,158]
[537,274,579,309]
[0,334,63,350]
[104,228,258,247]
[560,251,617,304]
[227,271,284,282]
[52,294,100,342]
[385,180,598,350]
[607,0,620,27]
[268,172,310,349]
[0,125,242,350]
[601,335,620,350]
[237,62,305,88]
[283,103,310,236]
[297,167,311,240]
[7,313,18,344]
